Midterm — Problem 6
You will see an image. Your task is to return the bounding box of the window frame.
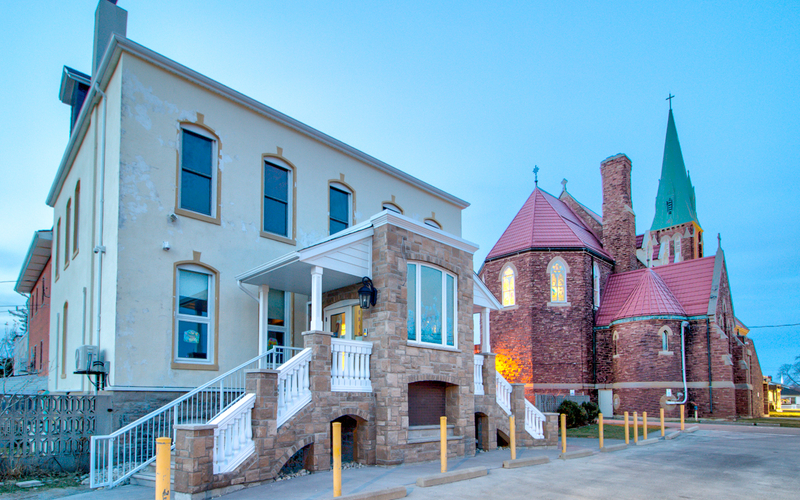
[659,326,673,354]
[64,199,71,269]
[172,262,219,370]
[501,264,516,307]
[328,181,354,235]
[175,123,221,225]
[406,262,459,349]
[592,261,601,309]
[547,257,569,306]
[73,181,80,257]
[382,202,403,214]
[260,156,296,244]
[423,218,442,230]
[55,218,61,281]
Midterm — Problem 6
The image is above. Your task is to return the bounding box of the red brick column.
[173,424,215,496]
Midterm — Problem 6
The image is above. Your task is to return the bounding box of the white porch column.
[258,285,270,354]
[310,266,323,331]
[481,307,491,353]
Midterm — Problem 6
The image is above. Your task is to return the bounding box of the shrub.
[557,400,588,428]
[582,401,600,424]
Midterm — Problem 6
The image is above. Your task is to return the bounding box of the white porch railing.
[331,339,373,392]
[209,393,256,474]
[473,355,485,395]
[277,348,312,428]
[524,399,545,439]
[496,370,512,415]
[90,346,302,488]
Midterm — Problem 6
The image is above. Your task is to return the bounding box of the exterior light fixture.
[358,277,377,309]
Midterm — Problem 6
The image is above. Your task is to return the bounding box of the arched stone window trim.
[673,236,682,263]
[500,262,517,307]
[261,153,297,244]
[174,121,222,225]
[328,179,356,235]
[547,256,570,307]
[658,326,674,355]
[172,258,220,371]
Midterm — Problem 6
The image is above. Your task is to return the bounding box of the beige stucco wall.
[50,50,464,391]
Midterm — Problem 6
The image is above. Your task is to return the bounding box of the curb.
[559,449,594,460]
[416,467,488,487]
[684,426,700,433]
[665,431,681,440]
[503,456,550,468]
[635,438,660,446]
[600,443,628,453]
[327,486,407,500]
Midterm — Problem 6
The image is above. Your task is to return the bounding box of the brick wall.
[28,259,51,376]
[600,154,637,273]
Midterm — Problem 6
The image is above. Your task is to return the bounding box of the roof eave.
[486,245,613,264]
[14,230,53,294]
[48,35,469,209]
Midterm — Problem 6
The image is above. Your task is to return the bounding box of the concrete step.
[128,457,176,488]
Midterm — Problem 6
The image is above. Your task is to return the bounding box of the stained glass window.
[501,267,515,306]
[550,261,566,302]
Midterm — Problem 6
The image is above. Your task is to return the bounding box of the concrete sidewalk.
[52,438,625,500]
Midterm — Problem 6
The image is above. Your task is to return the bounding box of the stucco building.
[480,109,764,419]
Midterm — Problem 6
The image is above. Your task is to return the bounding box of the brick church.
[480,109,764,419]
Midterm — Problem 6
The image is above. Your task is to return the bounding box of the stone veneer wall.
[367,222,476,465]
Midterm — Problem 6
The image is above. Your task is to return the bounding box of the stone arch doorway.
[331,415,368,464]
[475,412,489,450]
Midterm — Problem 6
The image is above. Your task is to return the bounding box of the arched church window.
[592,261,601,309]
[673,237,682,263]
[659,326,672,352]
[612,331,620,358]
[501,266,515,307]
[548,258,568,303]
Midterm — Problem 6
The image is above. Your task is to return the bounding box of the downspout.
[92,82,107,355]
[667,321,690,405]
[706,318,713,413]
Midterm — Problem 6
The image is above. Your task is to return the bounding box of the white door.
[598,390,613,417]
[324,301,365,341]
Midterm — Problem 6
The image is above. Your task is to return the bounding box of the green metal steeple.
[650,109,700,231]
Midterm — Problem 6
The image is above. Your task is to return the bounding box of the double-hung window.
[263,161,290,237]
[407,263,457,348]
[329,185,351,235]
[180,128,215,217]
[175,266,214,364]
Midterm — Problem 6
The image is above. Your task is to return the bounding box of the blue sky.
[0,1,797,378]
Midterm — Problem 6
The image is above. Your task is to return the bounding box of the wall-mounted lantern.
[358,277,377,309]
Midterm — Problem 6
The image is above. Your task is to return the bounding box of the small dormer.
[58,66,91,134]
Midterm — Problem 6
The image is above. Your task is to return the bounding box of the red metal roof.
[595,256,716,326]
[486,188,610,260]
[614,269,687,321]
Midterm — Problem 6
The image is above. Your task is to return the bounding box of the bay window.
[407,262,457,348]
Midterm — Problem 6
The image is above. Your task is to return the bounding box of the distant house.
[780,386,800,410]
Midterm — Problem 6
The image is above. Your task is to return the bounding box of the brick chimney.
[600,154,637,273]
[92,0,127,77]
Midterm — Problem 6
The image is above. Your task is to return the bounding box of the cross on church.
[533,165,539,186]
[666,93,675,109]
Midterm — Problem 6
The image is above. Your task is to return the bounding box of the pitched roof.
[614,269,687,321]
[595,256,716,326]
[486,188,610,261]
[651,109,700,231]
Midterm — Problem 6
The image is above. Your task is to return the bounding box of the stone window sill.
[658,350,674,356]
[613,354,620,359]
[547,301,571,308]
[502,304,519,311]
[406,341,460,353]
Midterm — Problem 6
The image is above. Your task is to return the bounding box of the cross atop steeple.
[666,93,675,109]
[561,178,568,193]
[533,165,540,186]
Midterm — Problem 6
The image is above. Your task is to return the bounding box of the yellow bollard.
[333,422,342,497]
[155,437,171,500]
[624,411,629,444]
[560,413,567,454]
[633,412,638,443]
[660,408,665,437]
[509,415,516,460]
[599,413,604,449]
[680,404,685,431]
[643,412,648,441]
[440,416,447,473]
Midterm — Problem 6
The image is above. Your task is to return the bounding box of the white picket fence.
[209,393,256,474]
[331,339,372,392]
[473,355,485,395]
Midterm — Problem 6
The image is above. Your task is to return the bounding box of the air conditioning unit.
[75,345,102,374]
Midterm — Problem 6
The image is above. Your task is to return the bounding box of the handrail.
[210,393,256,474]
[331,339,372,392]
[495,370,512,415]
[524,399,545,439]
[277,348,312,428]
[90,346,302,488]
